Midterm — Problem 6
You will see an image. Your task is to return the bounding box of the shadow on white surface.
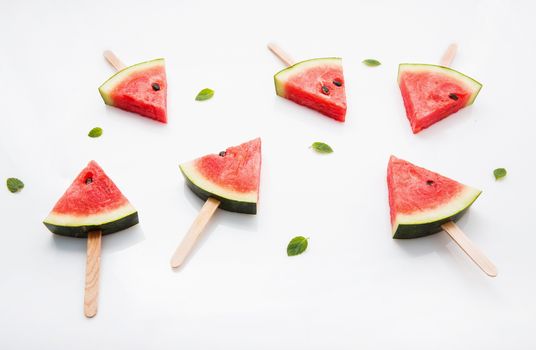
[393,210,502,283]
[171,184,260,271]
[51,224,145,254]
[393,231,450,258]
[181,183,260,233]
[392,210,477,257]
[102,104,167,130]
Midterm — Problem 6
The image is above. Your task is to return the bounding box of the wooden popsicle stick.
[436,43,497,276]
[267,43,295,66]
[84,230,102,317]
[103,50,126,71]
[439,43,458,67]
[442,221,497,277]
[170,197,221,268]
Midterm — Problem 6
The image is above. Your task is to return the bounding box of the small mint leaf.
[6,178,24,193]
[362,59,381,67]
[287,236,309,256]
[311,142,333,154]
[195,88,214,101]
[493,168,507,180]
[88,127,103,138]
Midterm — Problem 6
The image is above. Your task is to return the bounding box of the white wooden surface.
[0,0,535,349]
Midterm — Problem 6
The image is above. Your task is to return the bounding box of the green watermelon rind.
[98,58,165,105]
[392,186,481,239]
[274,57,343,97]
[179,162,257,215]
[43,204,139,238]
[397,63,483,105]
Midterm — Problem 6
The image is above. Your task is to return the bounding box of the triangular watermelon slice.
[398,64,482,133]
[179,138,261,214]
[274,58,347,122]
[387,156,481,239]
[44,161,138,237]
[99,58,167,123]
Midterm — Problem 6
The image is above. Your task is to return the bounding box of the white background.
[1,0,535,349]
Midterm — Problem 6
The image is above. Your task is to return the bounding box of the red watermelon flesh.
[99,58,167,123]
[387,156,481,238]
[43,161,138,237]
[398,64,482,133]
[51,161,129,215]
[274,58,347,122]
[180,138,261,214]
[196,138,261,193]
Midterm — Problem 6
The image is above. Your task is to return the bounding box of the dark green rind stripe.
[180,169,256,215]
[43,211,139,238]
[393,207,470,239]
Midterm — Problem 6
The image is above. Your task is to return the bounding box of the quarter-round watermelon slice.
[274,58,347,122]
[398,64,482,133]
[44,161,138,238]
[179,138,261,214]
[387,156,481,239]
[99,58,167,123]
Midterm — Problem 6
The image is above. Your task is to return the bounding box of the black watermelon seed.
[321,85,330,95]
[152,83,161,91]
[448,93,458,100]
[85,177,93,184]
[426,180,434,186]
[333,79,342,87]
[219,151,226,157]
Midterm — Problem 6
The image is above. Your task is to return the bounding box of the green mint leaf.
[311,142,334,154]
[88,127,103,138]
[6,178,24,193]
[287,236,309,256]
[362,59,381,67]
[195,88,214,101]
[493,168,507,180]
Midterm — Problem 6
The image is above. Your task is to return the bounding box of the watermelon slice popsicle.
[267,43,347,122]
[99,50,167,123]
[170,138,261,269]
[398,43,483,133]
[43,161,139,317]
[387,156,497,277]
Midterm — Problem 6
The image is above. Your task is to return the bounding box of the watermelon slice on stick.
[170,138,262,268]
[99,50,167,123]
[268,43,347,122]
[398,43,482,133]
[43,161,139,317]
[387,156,497,277]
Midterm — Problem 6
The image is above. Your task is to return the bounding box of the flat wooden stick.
[442,221,497,277]
[267,43,295,66]
[84,230,102,317]
[439,43,458,67]
[438,44,497,276]
[103,50,126,71]
[170,197,221,268]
